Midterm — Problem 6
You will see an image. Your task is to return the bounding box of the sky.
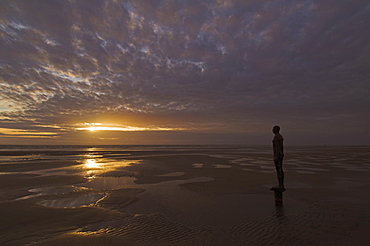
[1,0,369,145]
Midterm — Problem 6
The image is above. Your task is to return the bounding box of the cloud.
[0,0,369,144]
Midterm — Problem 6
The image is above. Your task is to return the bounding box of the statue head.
[272,125,280,134]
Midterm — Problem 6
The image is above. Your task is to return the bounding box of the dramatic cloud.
[0,0,369,145]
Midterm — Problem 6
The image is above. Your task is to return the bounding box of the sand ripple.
[33,202,342,246]
[50,199,362,246]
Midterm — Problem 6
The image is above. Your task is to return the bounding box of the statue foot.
[270,185,286,192]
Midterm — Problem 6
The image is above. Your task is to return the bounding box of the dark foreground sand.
[0,146,369,245]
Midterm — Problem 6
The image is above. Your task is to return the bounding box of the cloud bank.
[1,0,369,144]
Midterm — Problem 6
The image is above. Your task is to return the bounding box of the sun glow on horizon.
[76,123,184,132]
[85,126,147,132]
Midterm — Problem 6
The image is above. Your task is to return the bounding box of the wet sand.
[0,145,369,245]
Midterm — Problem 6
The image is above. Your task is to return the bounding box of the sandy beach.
[0,145,369,245]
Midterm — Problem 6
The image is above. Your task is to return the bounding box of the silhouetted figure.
[272,125,285,191]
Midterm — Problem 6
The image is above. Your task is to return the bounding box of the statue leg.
[275,159,285,190]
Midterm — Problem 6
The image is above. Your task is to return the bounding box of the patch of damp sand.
[296,170,316,174]
[259,165,275,170]
[240,163,257,166]
[292,167,330,172]
[121,178,275,228]
[192,163,204,168]
[16,185,81,200]
[230,158,254,164]
[156,172,185,177]
[76,176,137,190]
[213,164,232,168]
[38,193,106,208]
[258,170,274,174]
[36,176,214,210]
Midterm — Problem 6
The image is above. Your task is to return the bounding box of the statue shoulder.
[276,134,284,141]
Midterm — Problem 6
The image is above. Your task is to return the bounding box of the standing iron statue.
[272,125,285,191]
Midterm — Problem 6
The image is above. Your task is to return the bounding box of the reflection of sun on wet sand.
[0,146,370,245]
